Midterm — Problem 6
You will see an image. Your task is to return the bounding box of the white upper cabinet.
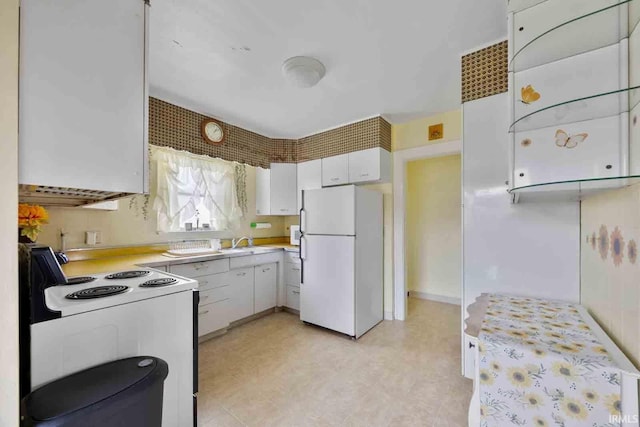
[513,115,623,188]
[506,0,637,201]
[256,164,297,216]
[348,148,391,184]
[509,0,623,72]
[270,163,297,215]
[255,167,271,216]
[19,0,148,194]
[297,159,322,211]
[322,154,349,187]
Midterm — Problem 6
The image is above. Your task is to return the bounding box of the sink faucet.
[231,237,253,249]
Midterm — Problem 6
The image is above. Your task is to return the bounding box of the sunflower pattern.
[478,294,629,427]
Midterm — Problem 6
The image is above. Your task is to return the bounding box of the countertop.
[62,244,299,277]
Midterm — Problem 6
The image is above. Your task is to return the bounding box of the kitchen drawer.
[285,263,301,286]
[284,251,300,264]
[198,299,229,336]
[513,44,622,126]
[169,258,229,279]
[229,252,281,270]
[514,114,623,187]
[199,284,230,306]
[285,286,300,311]
[196,272,229,292]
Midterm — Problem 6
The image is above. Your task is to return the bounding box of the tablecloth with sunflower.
[478,294,624,427]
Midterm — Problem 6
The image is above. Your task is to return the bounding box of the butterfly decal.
[520,85,541,104]
[555,129,588,149]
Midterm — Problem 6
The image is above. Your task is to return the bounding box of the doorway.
[405,154,462,314]
[392,140,461,320]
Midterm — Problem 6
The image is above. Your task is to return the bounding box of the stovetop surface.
[45,269,197,317]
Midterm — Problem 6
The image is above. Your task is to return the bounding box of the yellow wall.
[392,110,462,152]
[0,0,20,424]
[38,166,286,250]
[406,155,462,301]
[581,183,640,367]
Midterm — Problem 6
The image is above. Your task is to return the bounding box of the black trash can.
[21,356,169,427]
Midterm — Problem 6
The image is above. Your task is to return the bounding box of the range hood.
[18,185,132,208]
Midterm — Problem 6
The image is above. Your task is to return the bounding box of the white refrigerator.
[299,185,383,338]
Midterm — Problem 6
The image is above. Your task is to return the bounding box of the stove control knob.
[138,358,154,368]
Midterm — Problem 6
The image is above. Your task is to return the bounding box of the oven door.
[30,291,194,427]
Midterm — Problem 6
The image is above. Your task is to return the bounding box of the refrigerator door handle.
[299,208,306,233]
[299,236,306,284]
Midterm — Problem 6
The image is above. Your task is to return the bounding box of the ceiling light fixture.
[282,56,326,88]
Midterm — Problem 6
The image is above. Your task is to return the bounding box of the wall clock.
[201,119,225,144]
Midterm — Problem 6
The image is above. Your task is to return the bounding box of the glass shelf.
[508,175,640,203]
[510,0,632,72]
[509,86,640,133]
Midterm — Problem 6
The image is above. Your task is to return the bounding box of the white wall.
[0,0,20,424]
[581,183,640,367]
[406,155,461,302]
[462,93,581,311]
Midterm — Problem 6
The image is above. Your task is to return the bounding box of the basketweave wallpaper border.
[461,40,508,103]
[149,97,391,168]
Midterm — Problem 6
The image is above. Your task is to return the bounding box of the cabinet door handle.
[198,310,209,316]
[262,267,271,272]
[292,290,300,295]
[279,208,287,212]
[360,173,369,177]
[469,342,476,349]
[194,263,208,271]
[292,267,300,271]
[331,177,340,181]
[236,272,246,277]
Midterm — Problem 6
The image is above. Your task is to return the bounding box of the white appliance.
[290,225,301,245]
[21,247,198,427]
[299,185,383,338]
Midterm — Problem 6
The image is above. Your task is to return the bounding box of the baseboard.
[384,310,393,320]
[409,290,461,306]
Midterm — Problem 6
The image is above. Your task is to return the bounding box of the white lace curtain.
[151,145,242,232]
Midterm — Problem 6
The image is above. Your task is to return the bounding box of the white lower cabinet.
[283,256,301,310]
[228,267,255,322]
[198,299,229,337]
[254,263,277,313]
[285,286,300,311]
[170,252,283,337]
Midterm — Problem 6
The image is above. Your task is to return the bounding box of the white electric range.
[21,246,199,427]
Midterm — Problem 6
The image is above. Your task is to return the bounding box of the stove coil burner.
[65,276,97,286]
[66,285,130,300]
[139,278,178,288]
[105,270,150,280]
